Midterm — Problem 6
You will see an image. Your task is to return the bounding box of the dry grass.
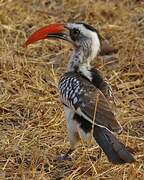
[0,0,144,179]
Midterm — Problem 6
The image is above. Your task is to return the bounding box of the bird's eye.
[70,28,80,41]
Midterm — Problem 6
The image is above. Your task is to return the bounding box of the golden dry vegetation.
[0,0,144,179]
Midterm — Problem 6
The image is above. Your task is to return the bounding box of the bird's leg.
[58,128,79,161]
[59,132,79,161]
[59,108,80,161]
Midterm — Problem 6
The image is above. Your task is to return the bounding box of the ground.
[0,0,144,179]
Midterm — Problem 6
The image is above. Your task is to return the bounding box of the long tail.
[93,126,135,164]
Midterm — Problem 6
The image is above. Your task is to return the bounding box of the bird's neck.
[67,48,93,80]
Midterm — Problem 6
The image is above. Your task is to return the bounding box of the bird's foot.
[89,148,102,161]
[89,155,97,161]
[57,149,74,161]
[58,153,72,161]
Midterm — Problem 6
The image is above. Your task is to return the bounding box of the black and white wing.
[58,72,122,133]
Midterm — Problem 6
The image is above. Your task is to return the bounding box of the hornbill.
[23,22,135,164]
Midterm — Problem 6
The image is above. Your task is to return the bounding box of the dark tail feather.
[93,126,135,164]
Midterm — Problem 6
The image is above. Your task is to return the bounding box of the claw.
[58,153,72,161]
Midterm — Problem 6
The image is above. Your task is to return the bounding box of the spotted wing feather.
[59,72,122,133]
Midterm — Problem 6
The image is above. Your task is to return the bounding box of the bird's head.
[24,22,101,62]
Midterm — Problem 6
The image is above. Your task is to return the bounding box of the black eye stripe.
[76,22,103,41]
